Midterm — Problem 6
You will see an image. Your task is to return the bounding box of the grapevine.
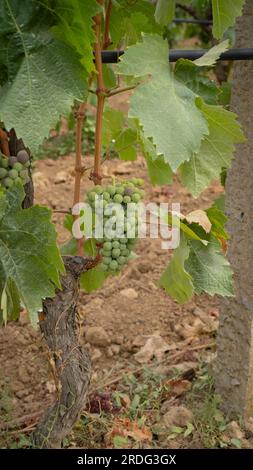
[0,0,248,450]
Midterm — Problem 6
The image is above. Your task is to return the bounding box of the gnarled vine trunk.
[33,256,95,448]
[215,0,253,419]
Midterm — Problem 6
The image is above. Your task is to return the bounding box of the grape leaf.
[0,39,87,151]
[212,0,245,39]
[155,0,175,26]
[110,0,161,47]
[52,0,102,73]
[175,59,219,105]
[159,236,194,304]
[193,40,229,67]
[180,99,245,197]
[146,153,173,185]
[117,34,209,171]
[206,206,229,240]
[185,238,234,297]
[0,184,64,325]
[80,265,108,293]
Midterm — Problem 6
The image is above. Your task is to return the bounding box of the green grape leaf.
[117,34,209,171]
[110,0,161,47]
[52,0,102,73]
[206,206,229,240]
[140,132,173,185]
[146,153,173,185]
[0,184,64,325]
[212,0,245,39]
[180,99,245,197]
[0,39,87,151]
[186,238,234,297]
[102,108,125,148]
[194,40,230,67]
[115,128,138,161]
[175,59,219,105]
[80,265,108,293]
[159,236,194,303]
[155,0,175,26]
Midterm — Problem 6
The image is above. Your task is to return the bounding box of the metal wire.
[101,49,253,63]
[173,18,213,25]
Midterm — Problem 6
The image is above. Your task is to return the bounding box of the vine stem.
[93,0,106,185]
[103,0,113,49]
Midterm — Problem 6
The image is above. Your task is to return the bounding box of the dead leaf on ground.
[163,379,191,399]
[108,417,152,444]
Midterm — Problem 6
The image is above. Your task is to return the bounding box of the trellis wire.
[101,49,253,63]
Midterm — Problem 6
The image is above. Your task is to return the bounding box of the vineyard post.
[215,0,253,419]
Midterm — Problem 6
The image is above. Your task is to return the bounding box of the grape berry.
[0,150,31,189]
[86,178,145,275]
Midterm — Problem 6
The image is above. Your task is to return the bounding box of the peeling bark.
[33,256,96,448]
[215,0,253,419]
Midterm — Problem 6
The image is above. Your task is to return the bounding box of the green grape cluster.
[86,178,145,274]
[0,150,31,189]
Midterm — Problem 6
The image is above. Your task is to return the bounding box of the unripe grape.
[13,162,23,172]
[94,185,103,195]
[112,248,121,258]
[88,191,96,201]
[101,249,111,257]
[121,248,130,257]
[19,169,29,179]
[8,156,18,167]
[101,263,108,271]
[3,177,13,188]
[0,168,7,179]
[115,185,124,195]
[118,256,127,265]
[109,260,118,270]
[103,241,112,251]
[107,185,116,196]
[103,191,111,201]
[137,178,144,186]
[113,194,123,204]
[24,161,31,168]
[1,159,8,169]
[124,187,133,196]
[103,257,111,265]
[112,241,120,249]
[119,238,127,244]
[123,195,131,204]
[14,177,22,184]
[17,150,29,164]
[132,193,141,203]
[9,169,18,179]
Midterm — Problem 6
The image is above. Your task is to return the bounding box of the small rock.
[137,262,150,273]
[134,335,171,363]
[110,344,120,355]
[163,405,193,428]
[245,417,253,434]
[88,298,104,309]
[86,326,110,347]
[106,346,114,358]
[227,421,244,440]
[54,171,68,184]
[15,389,28,399]
[18,365,30,384]
[120,288,138,300]
[113,334,124,345]
[91,348,102,362]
